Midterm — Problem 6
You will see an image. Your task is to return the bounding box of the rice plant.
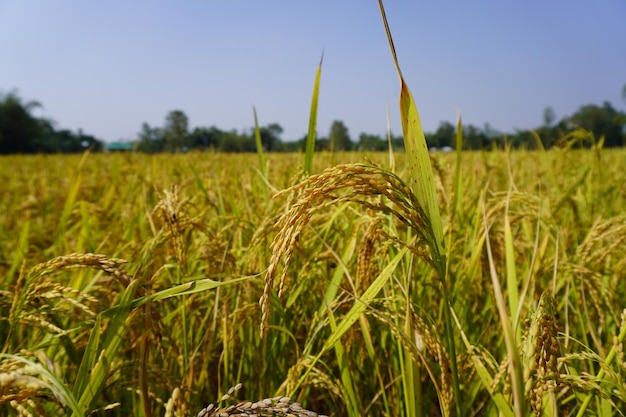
[1,3,626,416]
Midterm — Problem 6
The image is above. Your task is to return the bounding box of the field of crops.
[1,145,625,416]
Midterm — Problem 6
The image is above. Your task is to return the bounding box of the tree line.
[0,92,102,154]
[1,89,625,155]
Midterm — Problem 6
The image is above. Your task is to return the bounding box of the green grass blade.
[576,316,626,416]
[483,202,525,417]
[398,82,445,259]
[0,353,82,415]
[290,246,408,395]
[378,0,444,261]
[326,303,360,417]
[322,246,406,352]
[56,172,82,252]
[304,54,323,174]
[72,314,102,398]
[385,101,396,172]
[102,275,253,316]
[253,107,266,176]
[377,2,458,414]
[449,308,516,417]
[253,106,269,206]
[6,219,29,286]
[144,275,252,303]
[401,306,421,417]
[504,192,521,340]
[452,115,464,220]
[189,164,210,202]
[73,279,142,416]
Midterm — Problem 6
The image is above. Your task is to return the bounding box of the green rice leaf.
[253,106,269,205]
[101,275,254,317]
[504,193,521,340]
[73,279,142,416]
[377,2,458,414]
[483,202,526,416]
[304,54,323,174]
[290,246,408,396]
[253,107,266,177]
[398,81,445,258]
[321,246,407,352]
[72,314,101,398]
[0,353,81,415]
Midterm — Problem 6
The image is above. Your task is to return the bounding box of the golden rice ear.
[259,163,431,337]
[154,185,191,266]
[195,383,329,417]
[522,292,561,416]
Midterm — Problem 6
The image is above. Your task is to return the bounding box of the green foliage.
[2,90,623,155]
[164,110,190,153]
[426,121,455,149]
[569,101,624,147]
[0,91,43,153]
[358,133,387,151]
[329,120,353,152]
[305,56,322,174]
[0,91,103,154]
[136,122,165,153]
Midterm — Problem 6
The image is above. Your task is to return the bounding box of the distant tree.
[543,106,556,127]
[390,134,405,150]
[328,120,352,151]
[258,123,283,151]
[0,91,43,153]
[189,126,221,150]
[462,124,492,149]
[316,137,330,151]
[217,129,255,152]
[137,122,165,153]
[569,101,624,147]
[429,121,455,149]
[282,134,308,152]
[75,130,102,151]
[164,110,189,152]
[358,133,386,151]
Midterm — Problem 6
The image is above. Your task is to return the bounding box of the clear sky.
[1,1,625,143]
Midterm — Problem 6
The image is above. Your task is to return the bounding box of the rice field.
[2,3,626,414]
[1,144,625,416]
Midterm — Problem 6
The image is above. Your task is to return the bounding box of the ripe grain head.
[259,163,431,337]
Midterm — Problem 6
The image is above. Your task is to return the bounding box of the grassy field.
[1,146,625,416]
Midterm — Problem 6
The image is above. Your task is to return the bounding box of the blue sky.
[1,1,625,143]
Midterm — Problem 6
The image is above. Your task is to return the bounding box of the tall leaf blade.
[72,314,102,398]
[290,247,408,395]
[304,54,323,174]
[253,107,266,178]
[0,353,81,415]
[399,82,445,258]
[377,2,458,414]
[253,106,269,205]
[73,279,141,416]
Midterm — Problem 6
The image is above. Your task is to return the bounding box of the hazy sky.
[2,1,625,143]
